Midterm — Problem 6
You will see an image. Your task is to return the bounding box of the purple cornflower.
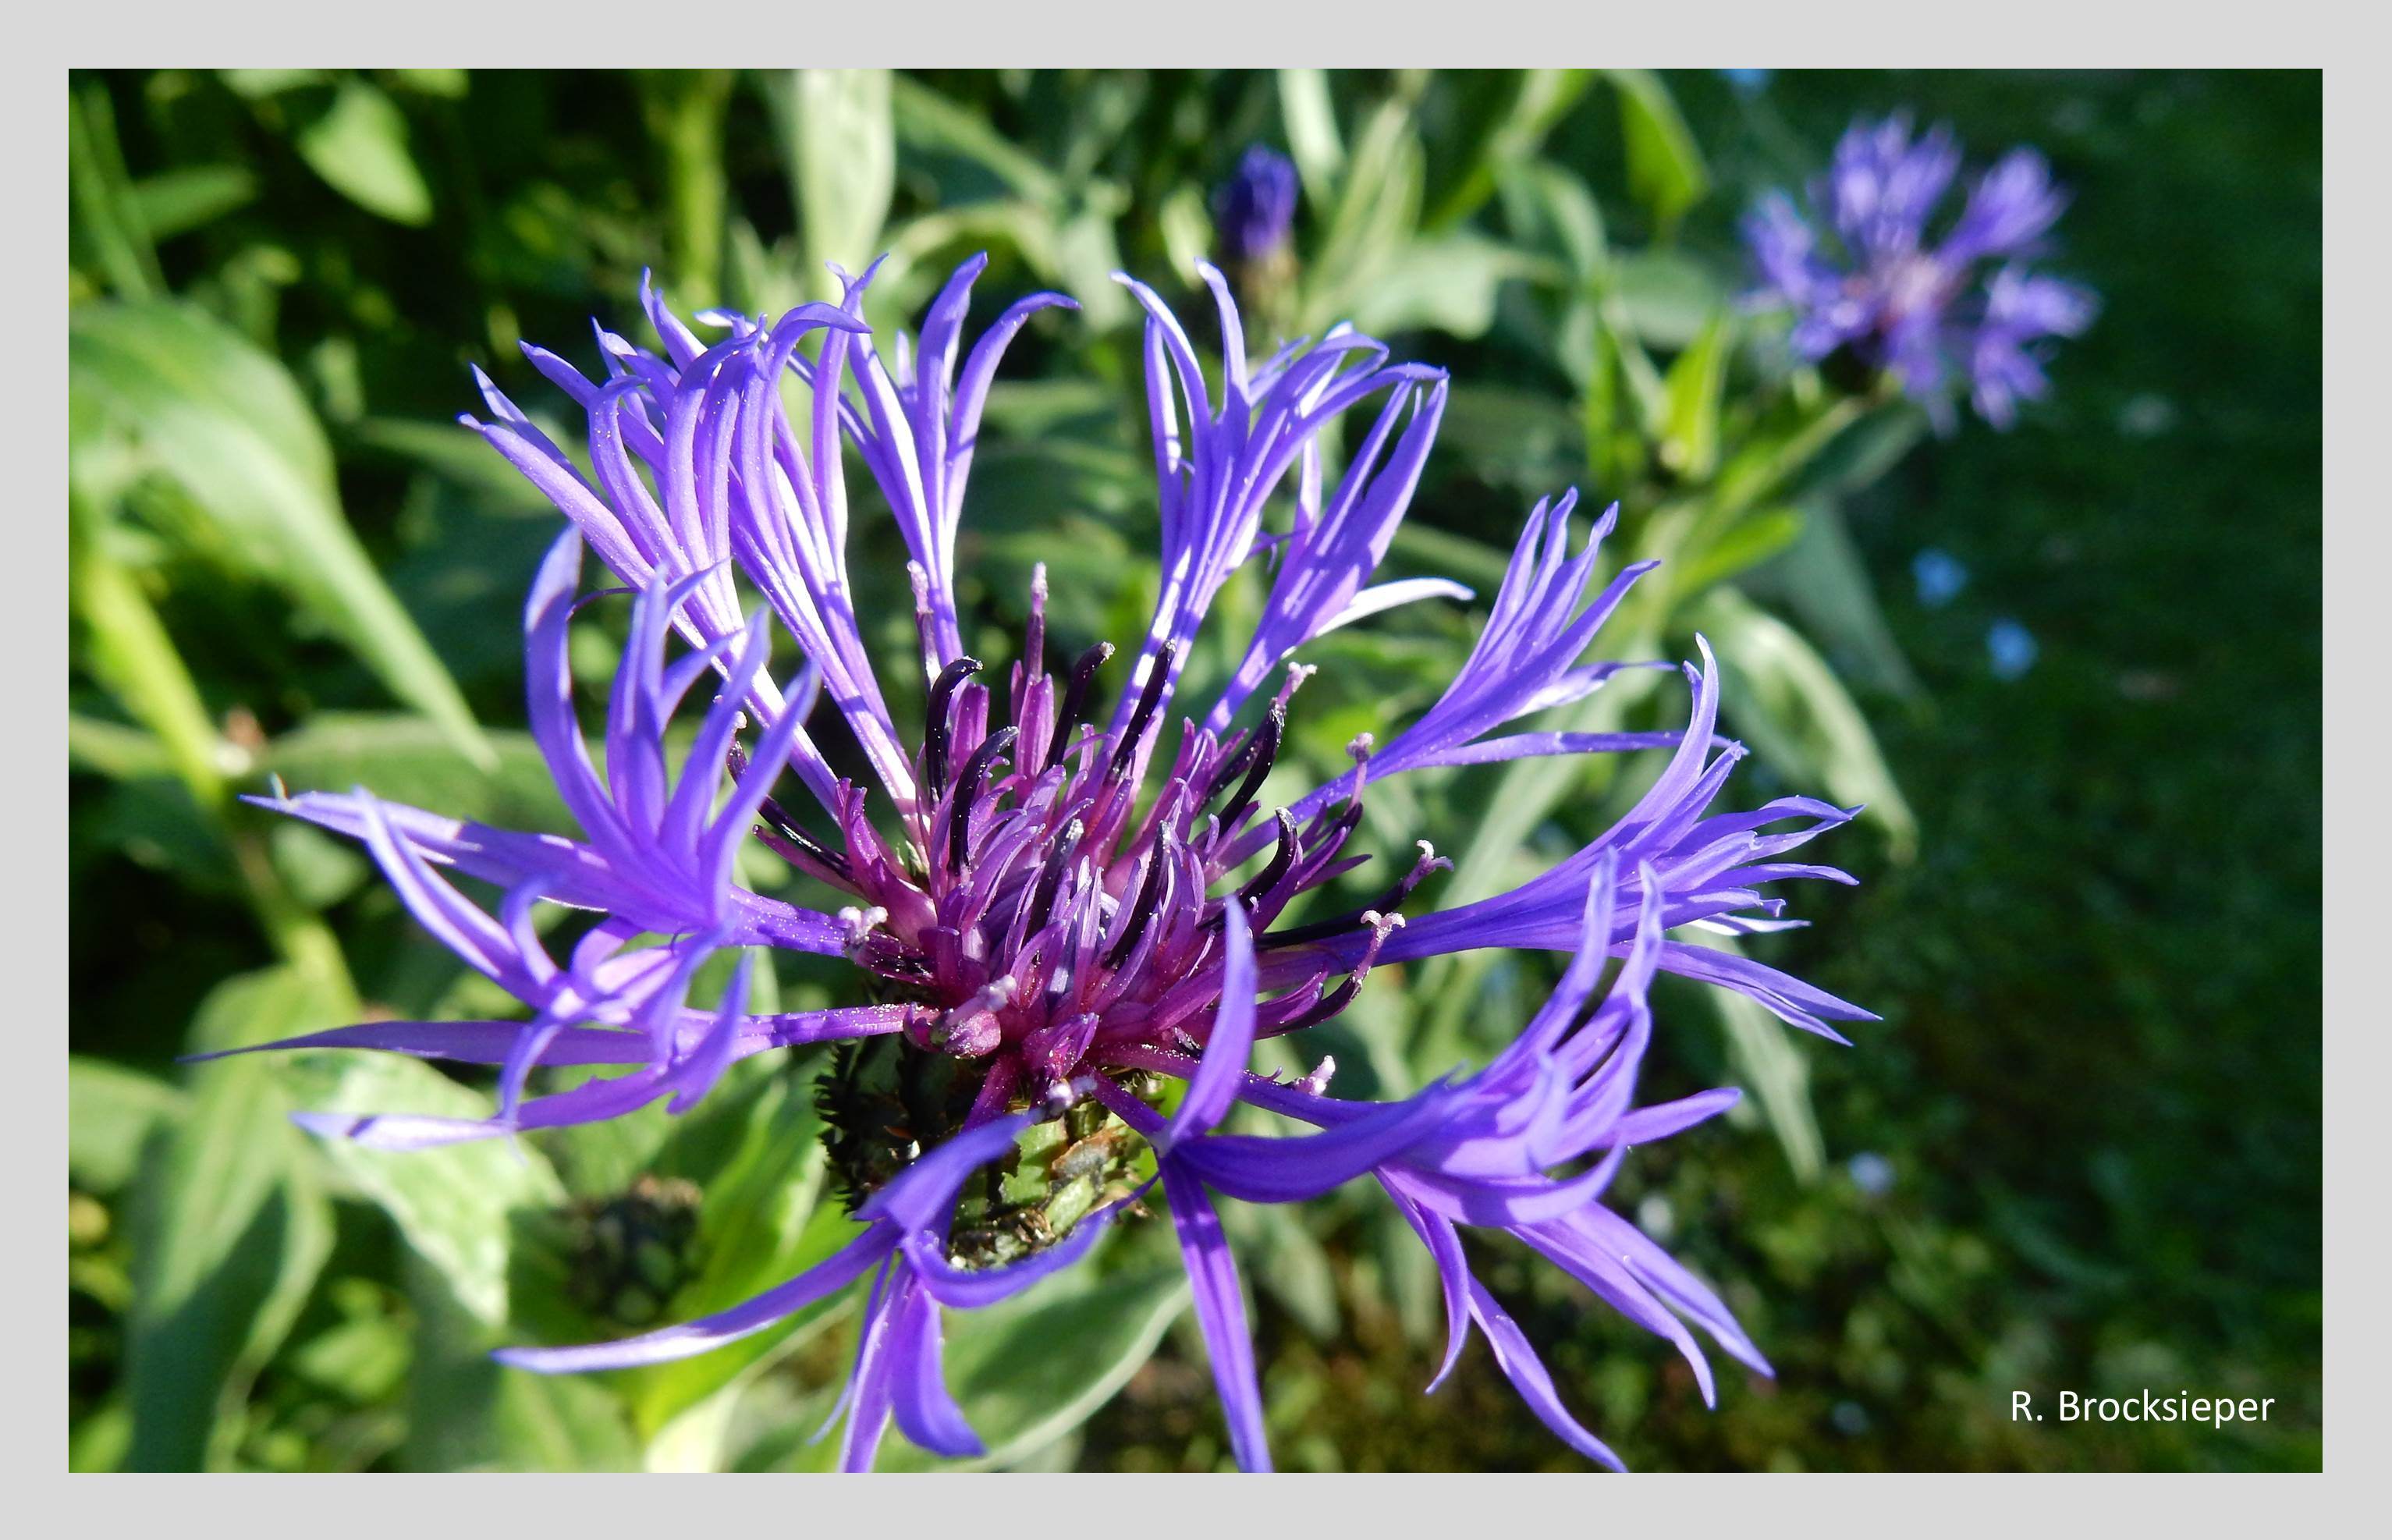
[1744,113,2098,429]
[1213,145,1301,268]
[232,255,1869,1470]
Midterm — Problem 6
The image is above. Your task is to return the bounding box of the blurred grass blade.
[69,492,237,812]
[1427,69,1592,230]
[1667,504,1808,601]
[1305,95,1425,330]
[786,69,895,286]
[295,79,434,226]
[68,81,163,298]
[889,73,1056,201]
[1277,69,1345,203]
[1606,69,1709,236]
[1686,935,1826,1181]
[1693,586,1918,859]
[125,966,342,1470]
[71,300,490,767]
[1759,498,1926,700]
[1659,311,1732,481]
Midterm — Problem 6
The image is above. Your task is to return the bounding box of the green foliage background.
[67,68,2320,1471]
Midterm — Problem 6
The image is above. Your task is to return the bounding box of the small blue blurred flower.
[1986,618,2039,680]
[1912,548,1969,608]
[1847,1151,1896,1195]
[1720,69,1773,95]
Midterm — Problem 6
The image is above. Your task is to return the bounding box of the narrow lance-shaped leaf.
[70,300,490,766]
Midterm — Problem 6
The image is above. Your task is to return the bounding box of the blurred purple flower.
[1744,114,2097,429]
[234,257,1867,1470]
[1214,144,1300,267]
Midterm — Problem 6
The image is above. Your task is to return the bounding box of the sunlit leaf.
[131,165,260,240]
[1691,587,1918,859]
[1607,68,1710,234]
[70,300,489,765]
[306,1054,566,1327]
[1659,312,1733,481]
[782,69,894,291]
[123,966,342,1470]
[70,1057,186,1193]
[295,80,434,227]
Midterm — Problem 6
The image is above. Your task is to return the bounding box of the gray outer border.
[17,6,2373,1520]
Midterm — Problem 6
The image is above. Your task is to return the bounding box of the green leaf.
[1659,312,1733,481]
[783,69,895,286]
[264,715,570,833]
[1666,506,1808,601]
[68,83,161,298]
[70,300,489,766]
[132,165,261,240]
[1304,96,1425,332]
[123,966,342,1470]
[1752,498,1925,701]
[1684,935,1826,1180]
[307,1054,566,1327]
[1498,159,1607,280]
[1348,235,1553,342]
[1606,69,1709,234]
[622,1068,854,1448]
[294,80,434,226]
[880,1262,1190,1471]
[404,1252,640,1472]
[1612,247,1729,350]
[70,1057,186,1192]
[1427,69,1592,230]
[1691,587,1918,859]
[889,74,1058,203]
[1276,69,1345,204]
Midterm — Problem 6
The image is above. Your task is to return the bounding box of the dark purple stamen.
[1211,702,1285,834]
[728,741,852,879]
[1233,809,1299,910]
[1022,817,1084,936]
[922,655,984,802]
[1049,643,1114,767]
[946,726,1018,875]
[1260,847,1446,949]
[1106,841,1173,967]
[1109,642,1179,779]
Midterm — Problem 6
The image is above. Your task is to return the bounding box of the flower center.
[742,573,1432,1116]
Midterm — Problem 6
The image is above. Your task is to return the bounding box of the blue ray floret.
[243,253,1872,1470]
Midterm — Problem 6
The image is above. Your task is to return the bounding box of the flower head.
[1213,144,1301,268]
[236,254,1869,1470]
[1744,113,2097,429]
